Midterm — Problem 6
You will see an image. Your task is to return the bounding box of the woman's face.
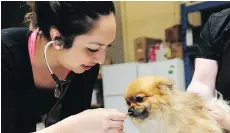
[59,13,116,73]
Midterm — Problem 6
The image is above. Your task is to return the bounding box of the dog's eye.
[135,96,144,103]
[127,101,131,106]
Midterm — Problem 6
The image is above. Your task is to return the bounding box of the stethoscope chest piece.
[54,84,61,98]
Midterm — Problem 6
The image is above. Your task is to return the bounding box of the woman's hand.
[187,80,214,101]
[37,108,127,133]
[74,108,127,133]
[205,99,230,131]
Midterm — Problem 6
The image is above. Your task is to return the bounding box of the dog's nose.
[128,106,135,115]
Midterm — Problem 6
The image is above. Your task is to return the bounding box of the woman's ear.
[49,27,63,50]
[50,27,61,41]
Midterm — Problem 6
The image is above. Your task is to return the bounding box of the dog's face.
[124,76,174,121]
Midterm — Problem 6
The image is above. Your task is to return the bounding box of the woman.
[187,8,230,131]
[2,1,126,133]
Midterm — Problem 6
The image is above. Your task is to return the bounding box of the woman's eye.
[88,48,98,53]
[108,44,112,48]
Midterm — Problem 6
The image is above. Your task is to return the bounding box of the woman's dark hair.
[25,1,115,48]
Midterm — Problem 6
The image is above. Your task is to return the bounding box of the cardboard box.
[165,25,182,43]
[134,37,162,62]
[188,11,201,27]
[171,43,183,59]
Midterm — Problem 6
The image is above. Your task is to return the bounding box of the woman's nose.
[93,50,106,64]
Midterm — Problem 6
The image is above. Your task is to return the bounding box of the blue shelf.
[181,1,230,88]
[185,1,230,13]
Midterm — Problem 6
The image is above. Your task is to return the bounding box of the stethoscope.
[43,37,73,127]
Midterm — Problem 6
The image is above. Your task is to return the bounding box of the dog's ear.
[155,77,174,90]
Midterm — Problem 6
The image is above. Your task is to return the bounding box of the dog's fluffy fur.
[124,76,230,133]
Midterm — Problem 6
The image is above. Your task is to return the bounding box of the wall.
[120,1,181,62]
[106,1,125,64]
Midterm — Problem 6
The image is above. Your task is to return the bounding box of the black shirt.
[1,28,99,132]
[197,8,230,100]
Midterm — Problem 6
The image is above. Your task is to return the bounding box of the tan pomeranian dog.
[124,76,227,133]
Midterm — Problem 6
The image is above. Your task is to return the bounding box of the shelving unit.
[180,1,230,88]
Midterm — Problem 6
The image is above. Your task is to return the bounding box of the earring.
[55,45,61,50]
[38,30,43,35]
[52,40,63,50]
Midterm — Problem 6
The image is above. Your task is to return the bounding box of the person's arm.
[187,8,230,99]
[187,12,221,100]
[2,40,48,133]
[205,97,230,131]
[224,114,230,131]
[1,41,23,133]
[187,58,218,100]
[34,116,81,133]
[221,114,230,131]
[187,10,230,130]
[61,64,100,119]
